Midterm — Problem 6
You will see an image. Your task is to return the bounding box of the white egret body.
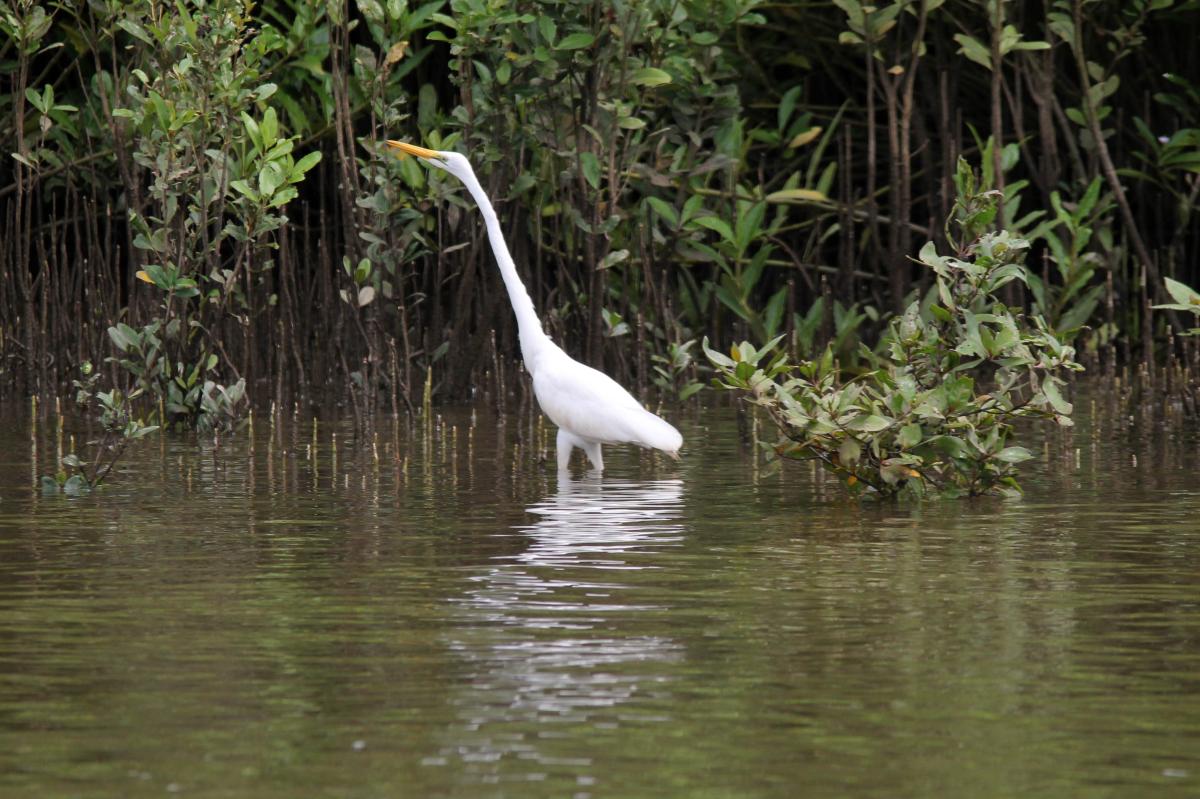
[387,141,682,472]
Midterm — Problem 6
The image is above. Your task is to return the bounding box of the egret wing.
[533,358,681,452]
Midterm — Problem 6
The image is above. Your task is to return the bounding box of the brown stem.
[1070,0,1161,298]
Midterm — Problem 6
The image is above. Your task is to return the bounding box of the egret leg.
[556,428,580,471]
[582,440,604,472]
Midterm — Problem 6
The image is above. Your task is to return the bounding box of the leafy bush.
[706,159,1083,498]
[102,1,318,429]
[42,362,158,494]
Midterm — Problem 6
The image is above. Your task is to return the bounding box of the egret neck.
[453,168,555,375]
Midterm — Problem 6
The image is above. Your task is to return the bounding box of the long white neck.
[456,166,554,370]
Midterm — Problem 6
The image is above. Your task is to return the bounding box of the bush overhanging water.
[707,159,1083,498]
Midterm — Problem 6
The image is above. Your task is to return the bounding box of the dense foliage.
[1,0,1198,418]
[707,158,1082,497]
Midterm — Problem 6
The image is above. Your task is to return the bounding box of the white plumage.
[387,140,682,472]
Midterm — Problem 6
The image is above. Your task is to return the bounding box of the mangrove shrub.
[707,159,1083,498]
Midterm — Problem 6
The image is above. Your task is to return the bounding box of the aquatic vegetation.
[1,0,1198,411]
[1154,278,1200,335]
[42,362,158,494]
[107,3,319,431]
[707,159,1083,498]
[1153,276,1200,415]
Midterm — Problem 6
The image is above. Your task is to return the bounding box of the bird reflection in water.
[427,474,686,781]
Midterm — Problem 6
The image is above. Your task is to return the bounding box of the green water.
[1,402,1198,798]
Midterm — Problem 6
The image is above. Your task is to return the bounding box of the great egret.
[387,140,682,472]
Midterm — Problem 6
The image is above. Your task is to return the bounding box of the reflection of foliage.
[707,159,1083,498]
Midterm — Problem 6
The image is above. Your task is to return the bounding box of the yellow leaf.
[846,475,858,487]
[384,41,409,67]
[888,64,905,75]
[787,127,822,148]
[135,270,154,284]
[730,345,741,362]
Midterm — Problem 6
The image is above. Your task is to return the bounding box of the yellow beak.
[386,140,442,160]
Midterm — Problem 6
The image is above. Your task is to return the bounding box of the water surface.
[1,400,1198,797]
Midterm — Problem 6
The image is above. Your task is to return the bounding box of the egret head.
[385,140,474,183]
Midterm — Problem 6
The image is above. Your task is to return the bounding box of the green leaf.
[130,425,160,439]
[693,215,735,244]
[1163,277,1200,308]
[107,324,135,352]
[293,151,322,179]
[765,188,827,203]
[598,249,629,270]
[354,258,371,284]
[735,202,766,256]
[230,179,258,200]
[579,152,600,190]
[996,446,1034,463]
[847,414,892,432]
[117,18,154,45]
[778,85,803,132]
[537,16,556,46]
[929,435,968,458]
[764,288,787,338]
[714,284,750,321]
[258,163,283,197]
[556,32,595,50]
[24,87,48,113]
[630,67,672,87]
[646,197,679,227]
[954,33,993,70]
[898,423,923,448]
[1041,377,1073,414]
[702,336,735,369]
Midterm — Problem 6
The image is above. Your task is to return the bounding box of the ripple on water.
[0,404,1198,797]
